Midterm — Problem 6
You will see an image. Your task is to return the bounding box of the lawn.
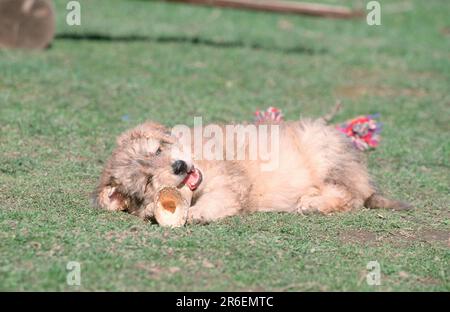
[0,0,448,291]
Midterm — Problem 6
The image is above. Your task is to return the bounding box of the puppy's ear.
[93,183,130,212]
[92,167,129,210]
[116,122,175,146]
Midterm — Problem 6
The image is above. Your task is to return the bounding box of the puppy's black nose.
[172,160,188,175]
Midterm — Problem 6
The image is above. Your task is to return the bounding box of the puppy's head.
[99,122,194,211]
[114,122,195,198]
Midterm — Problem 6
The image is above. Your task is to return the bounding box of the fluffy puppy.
[93,119,411,224]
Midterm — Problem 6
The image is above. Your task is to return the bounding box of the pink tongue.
[184,168,202,191]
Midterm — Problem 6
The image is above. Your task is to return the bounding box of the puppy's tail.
[364,193,412,211]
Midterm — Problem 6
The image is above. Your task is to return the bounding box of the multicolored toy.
[255,106,284,123]
[254,106,382,151]
[336,114,381,151]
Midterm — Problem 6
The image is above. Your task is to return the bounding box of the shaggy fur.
[93,119,411,224]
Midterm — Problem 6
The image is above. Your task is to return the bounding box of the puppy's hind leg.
[297,185,359,214]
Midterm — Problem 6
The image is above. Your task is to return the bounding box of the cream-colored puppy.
[93,119,410,224]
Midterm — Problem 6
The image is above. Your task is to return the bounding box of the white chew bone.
[154,186,193,227]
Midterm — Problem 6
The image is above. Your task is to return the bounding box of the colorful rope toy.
[255,106,284,123]
[254,107,382,151]
[336,114,381,151]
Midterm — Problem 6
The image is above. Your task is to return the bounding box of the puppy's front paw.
[187,206,209,225]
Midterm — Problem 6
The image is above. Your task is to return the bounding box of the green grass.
[0,0,449,291]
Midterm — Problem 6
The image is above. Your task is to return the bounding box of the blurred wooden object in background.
[0,0,55,50]
[165,0,363,19]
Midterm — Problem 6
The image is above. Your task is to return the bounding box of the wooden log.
[164,0,363,19]
[0,0,55,50]
[154,186,193,227]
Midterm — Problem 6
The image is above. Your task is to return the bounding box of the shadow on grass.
[55,33,327,55]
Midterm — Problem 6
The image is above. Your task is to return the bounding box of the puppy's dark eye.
[155,147,162,156]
